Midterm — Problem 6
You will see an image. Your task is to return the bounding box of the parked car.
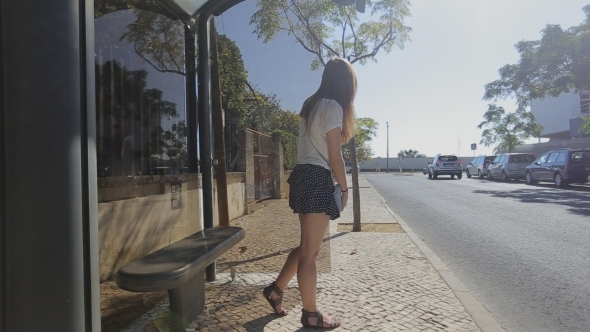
[525,148,590,187]
[428,154,462,179]
[345,162,361,173]
[422,162,431,175]
[487,153,536,181]
[465,155,496,179]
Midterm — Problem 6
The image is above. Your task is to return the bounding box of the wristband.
[341,188,348,193]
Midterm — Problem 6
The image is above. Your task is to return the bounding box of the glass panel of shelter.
[95,7,188,178]
[94,2,199,330]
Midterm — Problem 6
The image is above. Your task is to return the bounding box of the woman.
[262,58,357,329]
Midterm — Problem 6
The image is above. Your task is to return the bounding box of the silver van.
[487,153,536,181]
[465,155,496,179]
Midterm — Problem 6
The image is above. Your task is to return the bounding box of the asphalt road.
[364,173,590,332]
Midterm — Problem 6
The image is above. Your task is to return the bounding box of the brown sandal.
[301,309,341,329]
[262,282,288,316]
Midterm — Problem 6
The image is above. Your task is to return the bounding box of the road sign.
[470,143,477,150]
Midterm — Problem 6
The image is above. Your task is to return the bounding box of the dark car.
[465,155,496,179]
[525,148,590,187]
[487,153,536,181]
[428,154,462,179]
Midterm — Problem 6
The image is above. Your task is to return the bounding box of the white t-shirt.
[297,99,344,169]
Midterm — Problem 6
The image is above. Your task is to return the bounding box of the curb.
[364,176,505,332]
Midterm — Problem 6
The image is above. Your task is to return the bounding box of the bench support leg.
[168,271,205,332]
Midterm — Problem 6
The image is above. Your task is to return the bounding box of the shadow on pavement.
[244,314,282,331]
[469,178,525,184]
[472,186,590,217]
[217,232,349,271]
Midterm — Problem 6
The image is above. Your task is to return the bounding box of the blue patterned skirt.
[287,164,340,220]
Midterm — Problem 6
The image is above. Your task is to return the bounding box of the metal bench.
[115,226,245,331]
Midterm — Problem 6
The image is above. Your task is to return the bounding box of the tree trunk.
[211,18,230,227]
[349,138,361,232]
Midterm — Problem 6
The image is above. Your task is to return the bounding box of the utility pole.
[386,122,389,173]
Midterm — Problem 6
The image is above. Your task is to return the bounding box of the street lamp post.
[386,122,389,173]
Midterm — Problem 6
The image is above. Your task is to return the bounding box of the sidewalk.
[119,175,493,332]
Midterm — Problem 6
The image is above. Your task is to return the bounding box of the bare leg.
[276,246,299,290]
[298,212,340,328]
[263,246,300,315]
[264,213,304,316]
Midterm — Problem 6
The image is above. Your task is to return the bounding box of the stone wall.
[98,173,248,282]
[97,130,287,281]
[216,173,246,222]
[98,175,201,281]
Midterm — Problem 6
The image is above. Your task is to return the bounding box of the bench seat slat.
[115,226,244,292]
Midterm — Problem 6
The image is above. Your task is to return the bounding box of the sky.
[220,0,588,158]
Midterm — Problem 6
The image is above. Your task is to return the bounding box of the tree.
[115,9,249,112]
[397,150,404,172]
[94,0,170,18]
[399,149,426,158]
[477,104,543,154]
[120,10,186,75]
[147,121,188,167]
[341,117,378,162]
[483,5,590,132]
[242,91,301,135]
[272,109,302,136]
[217,35,249,112]
[250,0,412,70]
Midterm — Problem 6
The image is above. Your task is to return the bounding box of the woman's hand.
[341,190,349,210]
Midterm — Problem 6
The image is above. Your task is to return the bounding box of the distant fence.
[359,157,475,172]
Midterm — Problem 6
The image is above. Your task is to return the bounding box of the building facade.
[531,91,590,140]
[507,91,590,156]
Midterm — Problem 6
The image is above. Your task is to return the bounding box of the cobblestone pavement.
[114,175,481,332]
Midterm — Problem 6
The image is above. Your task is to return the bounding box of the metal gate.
[246,128,274,200]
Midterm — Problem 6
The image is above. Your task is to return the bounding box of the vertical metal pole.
[185,26,198,174]
[197,13,216,281]
[0,3,6,329]
[210,18,230,227]
[386,122,389,173]
[82,0,101,329]
[1,0,100,330]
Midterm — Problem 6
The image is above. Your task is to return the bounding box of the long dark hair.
[300,57,357,143]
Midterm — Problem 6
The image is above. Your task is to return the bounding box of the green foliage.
[484,5,590,108]
[217,35,249,111]
[250,0,412,70]
[96,60,179,122]
[242,91,301,136]
[116,10,249,114]
[121,10,186,75]
[581,116,590,134]
[477,104,543,154]
[148,121,188,166]
[399,149,426,158]
[94,0,170,18]
[342,117,378,162]
[272,130,298,170]
[242,91,301,168]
